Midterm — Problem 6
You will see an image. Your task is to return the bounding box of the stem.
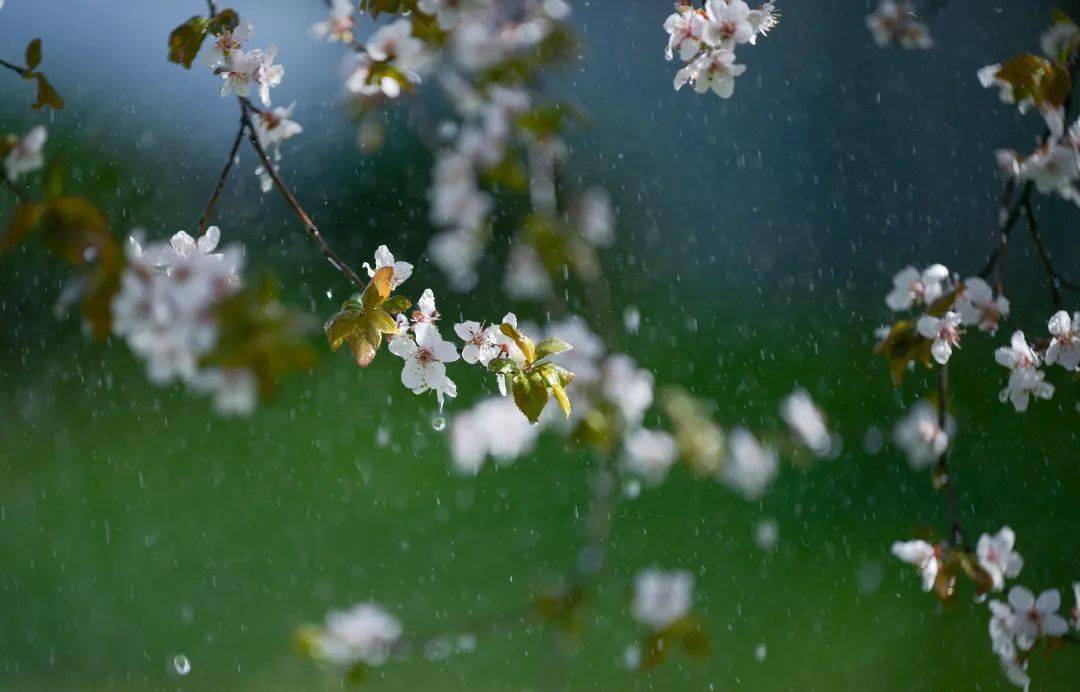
[238,99,368,290]
[1022,200,1064,311]
[197,119,247,235]
[936,364,964,549]
[1,173,28,203]
[977,179,1029,293]
[0,57,27,77]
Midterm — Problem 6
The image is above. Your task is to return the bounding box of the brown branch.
[238,99,368,290]
[1023,200,1080,310]
[197,119,247,235]
[936,364,965,550]
[977,179,1029,293]
[0,57,27,77]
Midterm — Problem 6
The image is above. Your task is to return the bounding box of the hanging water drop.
[432,415,447,431]
[172,654,191,676]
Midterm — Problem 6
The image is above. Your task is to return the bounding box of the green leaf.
[207,9,240,36]
[873,319,933,386]
[512,372,549,423]
[487,357,518,375]
[168,15,210,69]
[348,321,382,368]
[25,38,42,71]
[535,337,573,361]
[381,294,412,314]
[324,309,365,351]
[40,197,113,267]
[42,155,67,200]
[345,661,370,685]
[30,74,64,110]
[1,202,45,253]
[367,306,399,335]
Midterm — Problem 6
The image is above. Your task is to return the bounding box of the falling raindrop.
[172,654,191,676]
[432,415,447,431]
[325,289,333,299]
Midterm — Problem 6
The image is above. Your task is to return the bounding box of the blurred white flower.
[866,1,932,49]
[885,264,949,311]
[917,310,963,365]
[309,0,356,43]
[976,526,1024,593]
[3,125,46,181]
[891,539,940,591]
[995,331,1054,412]
[632,568,694,630]
[892,402,950,470]
[601,355,654,428]
[955,277,1009,334]
[449,396,540,474]
[621,428,678,487]
[674,48,746,98]
[253,102,303,151]
[721,427,778,500]
[313,603,402,668]
[574,187,615,247]
[780,389,830,456]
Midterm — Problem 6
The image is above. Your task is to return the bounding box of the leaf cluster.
[323,266,410,367]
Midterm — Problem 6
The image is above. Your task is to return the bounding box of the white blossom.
[976,526,1024,593]
[504,244,552,299]
[621,428,678,487]
[367,18,434,76]
[995,331,1054,412]
[674,48,746,98]
[891,539,940,591]
[955,277,1009,334]
[702,0,754,51]
[601,354,654,428]
[453,320,500,366]
[721,427,778,500]
[663,5,707,62]
[574,187,615,247]
[1007,586,1070,650]
[362,245,413,289]
[253,102,303,151]
[893,402,950,470]
[917,310,963,365]
[780,389,830,456]
[885,264,950,311]
[388,323,460,410]
[866,1,932,49]
[632,568,694,630]
[997,119,1080,206]
[545,316,604,385]
[1046,310,1080,371]
[204,22,251,68]
[411,288,439,328]
[3,125,47,182]
[252,45,285,106]
[312,603,402,668]
[309,0,356,43]
[218,49,260,100]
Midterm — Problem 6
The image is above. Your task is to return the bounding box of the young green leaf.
[535,336,573,361]
[25,38,42,71]
[168,16,210,69]
[381,294,412,314]
[361,265,394,310]
[30,74,64,110]
[500,321,536,364]
[512,372,549,423]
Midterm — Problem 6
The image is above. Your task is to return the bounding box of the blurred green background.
[2,1,1079,689]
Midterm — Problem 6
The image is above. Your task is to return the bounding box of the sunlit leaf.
[994,53,1071,108]
[40,197,113,267]
[206,9,239,36]
[361,265,394,311]
[325,309,365,351]
[500,321,536,364]
[512,372,549,423]
[1,202,45,252]
[536,362,574,418]
[24,38,42,71]
[535,337,573,361]
[873,319,932,386]
[381,294,412,314]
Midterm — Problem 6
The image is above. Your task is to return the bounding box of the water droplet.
[172,654,191,676]
[432,415,447,431]
[325,289,333,299]
[754,643,767,662]
[622,479,641,499]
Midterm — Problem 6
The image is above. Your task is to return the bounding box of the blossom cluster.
[300,602,403,670]
[880,263,1073,412]
[988,585,1075,688]
[110,226,258,415]
[663,1,779,99]
[864,1,932,50]
[891,525,1023,595]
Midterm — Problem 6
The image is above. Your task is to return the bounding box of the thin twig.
[0,57,27,77]
[936,364,964,549]
[197,119,247,235]
[1,173,28,203]
[1022,201,1063,311]
[238,99,368,290]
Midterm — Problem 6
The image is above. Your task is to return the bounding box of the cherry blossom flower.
[253,102,303,151]
[218,49,260,100]
[996,119,1080,206]
[632,568,694,630]
[675,48,746,98]
[780,389,830,456]
[885,264,950,311]
[411,288,439,328]
[917,310,963,365]
[252,46,285,106]
[995,331,1054,412]
[893,402,950,470]
[747,2,780,42]
[721,428,778,500]
[310,603,402,668]
[955,277,1009,334]
[1007,586,1069,649]
[204,22,251,68]
[388,323,460,410]
[976,526,1024,593]
[3,125,47,182]
[891,539,941,591]
[366,19,434,76]
[417,0,464,31]
[545,316,605,386]
[362,245,413,289]
[702,0,754,50]
[1046,310,1080,371]
[988,598,1031,689]
[454,320,500,366]
[865,1,932,50]
[621,428,678,487]
[1071,582,1080,629]
[504,245,552,299]
[573,187,615,247]
[345,53,399,98]
[449,396,540,475]
[309,0,356,43]
[663,4,707,62]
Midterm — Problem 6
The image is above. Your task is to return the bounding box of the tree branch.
[936,364,964,550]
[238,99,368,290]
[1023,200,1080,312]
[0,57,27,77]
[197,119,247,235]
